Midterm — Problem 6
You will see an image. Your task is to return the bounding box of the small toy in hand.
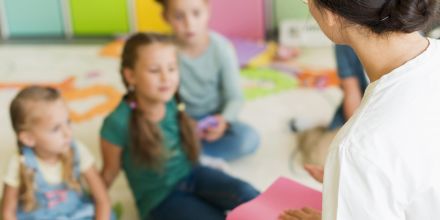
[197,116,219,132]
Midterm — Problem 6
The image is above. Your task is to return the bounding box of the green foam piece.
[112,202,124,220]
[241,67,299,100]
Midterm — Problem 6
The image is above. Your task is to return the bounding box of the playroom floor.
[0,41,340,220]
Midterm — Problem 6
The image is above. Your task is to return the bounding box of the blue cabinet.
[3,0,65,37]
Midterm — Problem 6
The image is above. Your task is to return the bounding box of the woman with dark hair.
[280,0,440,219]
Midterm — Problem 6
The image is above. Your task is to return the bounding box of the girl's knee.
[237,127,260,155]
[235,182,259,203]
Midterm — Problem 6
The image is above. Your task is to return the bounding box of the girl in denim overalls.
[2,86,113,220]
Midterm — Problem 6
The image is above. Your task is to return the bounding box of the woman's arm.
[82,166,111,220]
[100,138,122,188]
[1,184,18,220]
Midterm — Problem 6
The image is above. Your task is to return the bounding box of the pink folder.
[227,177,322,220]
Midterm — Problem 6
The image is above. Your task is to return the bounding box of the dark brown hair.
[155,0,168,8]
[120,32,199,168]
[314,0,440,34]
[9,86,80,212]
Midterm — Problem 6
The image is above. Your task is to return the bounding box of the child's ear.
[123,68,136,87]
[18,131,36,147]
[323,8,338,28]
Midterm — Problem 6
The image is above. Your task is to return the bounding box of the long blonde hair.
[9,86,81,212]
[120,33,200,168]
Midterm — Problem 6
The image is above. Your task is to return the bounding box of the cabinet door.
[70,0,129,36]
[135,0,171,33]
[209,0,265,41]
[4,0,65,37]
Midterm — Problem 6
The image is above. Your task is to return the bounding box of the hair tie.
[177,103,186,112]
[380,16,390,22]
[128,85,135,92]
[129,101,137,110]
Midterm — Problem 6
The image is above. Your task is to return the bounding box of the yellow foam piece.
[136,0,171,33]
[247,42,278,68]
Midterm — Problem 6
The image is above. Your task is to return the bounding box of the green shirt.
[179,32,244,122]
[100,98,192,219]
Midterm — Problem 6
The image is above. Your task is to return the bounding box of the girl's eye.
[175,13,184,20]
[149,69,160,73]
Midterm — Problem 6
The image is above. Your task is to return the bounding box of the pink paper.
[227,177,322,220]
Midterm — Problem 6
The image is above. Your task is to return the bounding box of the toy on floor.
[269,63,301,76]
[297,69,340,89]
[227,177,322,220]
[100,38,125,58]
[297,126,338,167]
[229,38,267,67]
[197,116,219,132]
[274,46,300,61]
[240,67,299,100]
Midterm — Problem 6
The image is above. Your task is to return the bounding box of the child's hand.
[304,164,324,183]
[278,208,321,220]
[204,115,228,142]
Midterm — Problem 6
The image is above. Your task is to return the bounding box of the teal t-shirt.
[100,98,192,219]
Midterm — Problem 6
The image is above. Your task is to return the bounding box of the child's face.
[20,99,73,157]
[125,43,179,103]
[165,0,210,45]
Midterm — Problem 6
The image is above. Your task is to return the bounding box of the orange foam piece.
[62,85,121,122]
[0,76,76,91]
[100,39,125,58]
[298,69,340,88]
[0,77,122,122]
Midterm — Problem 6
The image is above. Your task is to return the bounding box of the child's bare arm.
[341,77,362,120]
[100,138,122,188]
[83,166,112,220]
[2,184,18,220]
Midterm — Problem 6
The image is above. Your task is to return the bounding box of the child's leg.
[328,106,346,130]
[190,166,259,211]
[202,122,260,160]
[149,190,224,220]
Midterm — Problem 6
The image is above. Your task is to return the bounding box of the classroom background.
[1,0,439,219]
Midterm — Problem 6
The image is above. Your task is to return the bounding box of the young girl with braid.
[100,33,259,220]
[2,86,112,220]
